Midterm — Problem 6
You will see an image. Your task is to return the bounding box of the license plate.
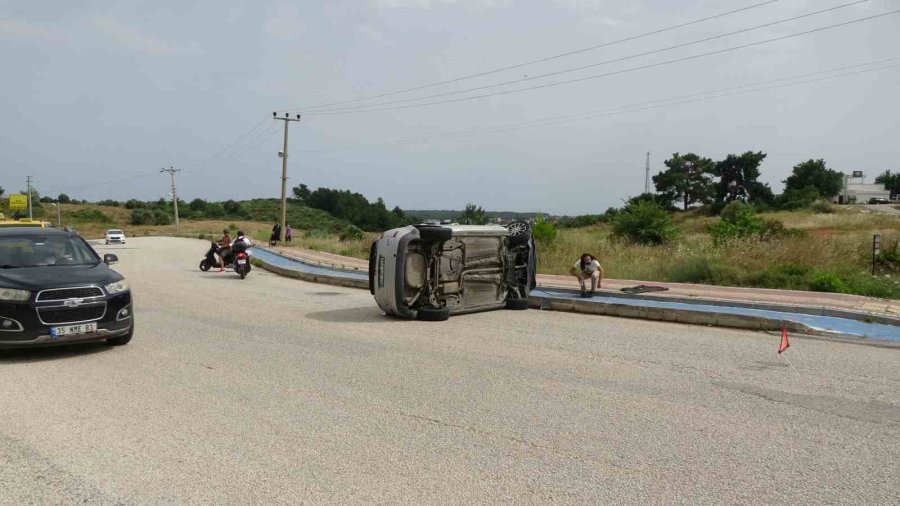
[237,259,247,265]
[50,322,97,338]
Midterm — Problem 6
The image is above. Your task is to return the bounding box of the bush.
[611,200,678,245]
[809,199,835,214]
[339,225,364,242]
[153,210,172,226]
[532,214,558,244]
[809,272,848,293]
[666,257,714,283]
[875,239,900,273]
[67,209,113,223]
[96,199,121,207]
[709,201,795,244]
[125,199,144,210]
[130,208,154,225]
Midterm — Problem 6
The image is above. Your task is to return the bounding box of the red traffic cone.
[778,325,790,354]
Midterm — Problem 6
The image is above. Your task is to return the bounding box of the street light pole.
[52,202,61,228]
[272,112,300,243]
[160,167,182,231]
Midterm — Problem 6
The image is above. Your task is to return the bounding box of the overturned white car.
[368,223,537,321]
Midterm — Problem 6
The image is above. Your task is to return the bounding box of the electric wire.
[296,58,900,154]
[301,0,869,114]
[299,8,900,116]
[287,0,781,112]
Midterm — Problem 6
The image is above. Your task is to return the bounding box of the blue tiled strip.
[251,248,900,342]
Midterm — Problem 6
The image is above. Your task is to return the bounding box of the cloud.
[372,0,512,9]
[581,15,634,27]
[93,16,203,56]
[0,17,64,42]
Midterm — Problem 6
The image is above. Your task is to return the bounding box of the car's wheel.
[106,322,134,346]
[506,221,531,246]
[506,297,530,310]
[416,307,450,321]
[416,225,452,243]
[200,259,210,271]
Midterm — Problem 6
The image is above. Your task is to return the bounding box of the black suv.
[0,227,133,348]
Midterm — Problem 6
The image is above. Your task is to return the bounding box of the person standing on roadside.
[270,222,281,246]
[285,224,293,243]
[568,252,604,297]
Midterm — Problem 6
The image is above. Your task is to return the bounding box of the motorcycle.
[199,241,232,271]
[232,242,251,279]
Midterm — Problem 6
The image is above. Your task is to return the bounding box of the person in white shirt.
[568,253,604,297]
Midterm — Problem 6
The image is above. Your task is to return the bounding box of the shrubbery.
[708,201,796,244]
[532,214,558,244]
[612,200,678,245]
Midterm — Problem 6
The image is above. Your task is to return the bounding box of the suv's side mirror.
[103,254,119,265]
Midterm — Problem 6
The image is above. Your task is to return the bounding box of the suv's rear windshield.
[0,235,99,268]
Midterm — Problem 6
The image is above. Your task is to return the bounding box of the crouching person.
[569,253,604,297]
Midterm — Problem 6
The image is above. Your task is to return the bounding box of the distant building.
[836,173,890,204]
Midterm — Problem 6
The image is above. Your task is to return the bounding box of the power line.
[300,8,900,116]
[186,114,271,171]
[302,0,869,114]
[296,58,900,154]
[288,0,781,112]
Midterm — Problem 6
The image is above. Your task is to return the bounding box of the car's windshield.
[108,230,123,234]
[0,235,99,268]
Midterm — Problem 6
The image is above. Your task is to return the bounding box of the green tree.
[292,184,311,201]
[775,186,821,210]
[57,193,71,204]
[612,200,677,245]
[532,214,558,244]
[784,159,843,199]
[458,203,489,225]
[875,170,900,196]
[653,152,715,210]
[714,151,772,204]
[0,186,5,198]
[188,198,207,212]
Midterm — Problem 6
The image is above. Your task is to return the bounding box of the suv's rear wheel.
[416,225,452,243]
[416,307,450,322]
[506,298,530,310]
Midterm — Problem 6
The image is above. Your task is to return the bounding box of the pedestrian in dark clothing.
[285,224,293,243]
[270,222,281,247]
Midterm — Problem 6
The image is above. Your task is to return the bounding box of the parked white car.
[369,222,537,321]
[105,229,126,245]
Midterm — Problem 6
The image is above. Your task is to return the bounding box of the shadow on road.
[0,342,114,363]
[306,306,392,324]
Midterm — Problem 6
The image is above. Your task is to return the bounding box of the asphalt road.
[1,237,898,504]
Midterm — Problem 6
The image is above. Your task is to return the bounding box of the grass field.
[29,203,900,299]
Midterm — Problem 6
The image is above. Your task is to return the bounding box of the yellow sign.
[8,194,27,211]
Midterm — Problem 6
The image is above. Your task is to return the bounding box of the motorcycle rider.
[217,229,232,272]
[233,230,252,250]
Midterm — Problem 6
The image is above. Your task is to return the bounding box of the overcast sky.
[1,0,898,214]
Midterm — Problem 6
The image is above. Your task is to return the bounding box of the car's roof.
[0,226,73,237]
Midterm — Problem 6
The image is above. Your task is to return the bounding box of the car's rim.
[507,222,527,236]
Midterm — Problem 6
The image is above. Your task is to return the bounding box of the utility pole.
[160,167,181,231]
[273,112,301,243]
[26,175,33,220]
[644,152,651,194]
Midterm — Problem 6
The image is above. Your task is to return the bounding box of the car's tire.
[416,225,452,243]
[416,307,450,322]
[200,259,210,271]
[506,222,531,247]
[106,322,134,346]
[506,297,530,310]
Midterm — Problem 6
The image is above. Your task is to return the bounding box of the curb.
[252,257,368,290]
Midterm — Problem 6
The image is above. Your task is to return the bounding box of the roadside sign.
[872,234,882,275]
[852,170,864,178]
[8,194,27,210]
